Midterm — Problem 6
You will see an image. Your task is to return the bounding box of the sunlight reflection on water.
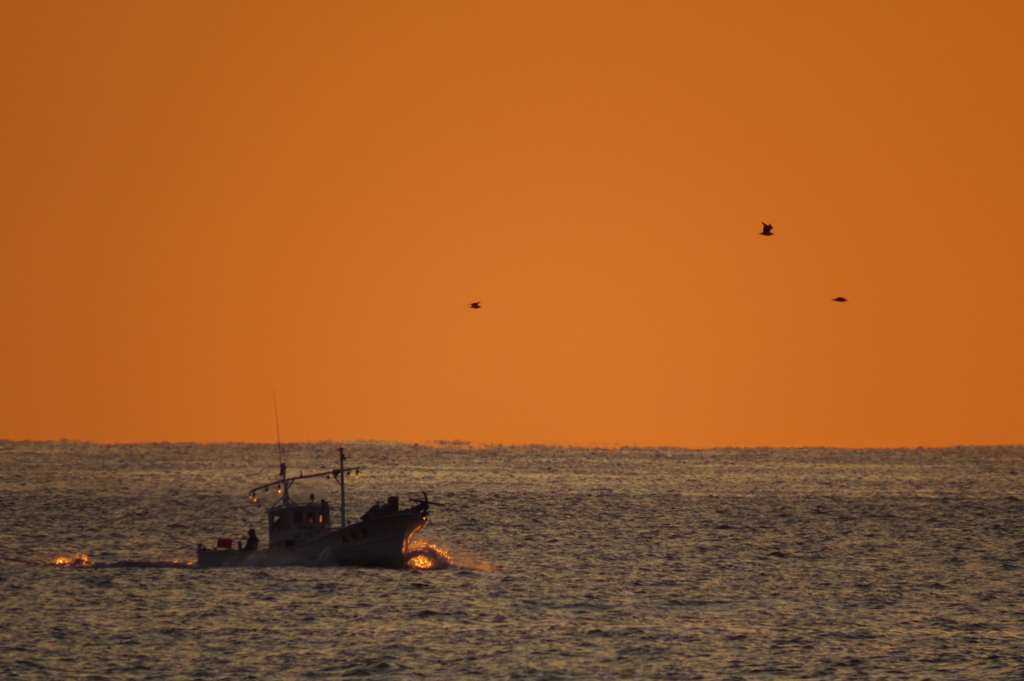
[5,441,1024,680]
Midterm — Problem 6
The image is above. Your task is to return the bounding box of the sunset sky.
[2,2,1022,447]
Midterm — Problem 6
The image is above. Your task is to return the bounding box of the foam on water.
[405,540,498,571]
[52,555,195,568]
[50,545,489,571]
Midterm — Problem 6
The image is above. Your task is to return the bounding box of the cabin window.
[294,510,305,524]
[272,511,289,529]
[307,510,316,524]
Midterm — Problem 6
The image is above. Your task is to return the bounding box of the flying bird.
[760,222,773,236]
[468,302,481,309]
[832,297,847,302]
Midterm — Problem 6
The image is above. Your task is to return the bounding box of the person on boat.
[361,500,387,521]
[243,528,259,551]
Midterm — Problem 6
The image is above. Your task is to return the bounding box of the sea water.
[2,440,1024,680]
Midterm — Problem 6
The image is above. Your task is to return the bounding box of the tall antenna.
[339,446,346,527]
[273,387,285,473]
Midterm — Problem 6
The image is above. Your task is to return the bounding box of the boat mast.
[274,387,286,498]
[339,446,346,527]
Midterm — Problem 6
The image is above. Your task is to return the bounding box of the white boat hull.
[196,511,425,569]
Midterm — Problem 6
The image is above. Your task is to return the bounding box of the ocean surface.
[2,440,1024,680]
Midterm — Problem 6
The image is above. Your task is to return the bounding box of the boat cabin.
[268,498,332,549]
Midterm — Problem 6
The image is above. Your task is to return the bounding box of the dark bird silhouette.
[832,297,847,302]
[468,302,481,309]
[760,222,773,236]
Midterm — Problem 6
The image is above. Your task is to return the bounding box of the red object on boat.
[216,538,233,549]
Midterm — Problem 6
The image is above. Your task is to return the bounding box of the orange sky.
[2,2,1022,447]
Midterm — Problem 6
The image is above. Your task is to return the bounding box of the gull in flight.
[468,302,481,309]
[760,222,773,236]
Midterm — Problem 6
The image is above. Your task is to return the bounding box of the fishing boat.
[196,447,434,568]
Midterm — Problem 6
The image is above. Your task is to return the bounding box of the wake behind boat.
[196,447,434,568]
